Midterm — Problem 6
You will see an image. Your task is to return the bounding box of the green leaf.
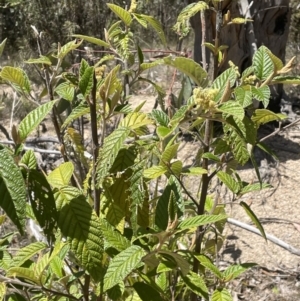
[251,86,270,108]
[0,282,6,301]
[11,242,47,267]
[72,34,109,48]
[18,100,57,142]
[169,105,189,125]
[120,112,152,134]
[96,127,131,180]
[99,219,130,251]
[47,162,74,189]
[57,194,103,281]
[202,152,221,162]
[161,143,180,165]
[239,182,272,195]
[222,263,256,281]
[156,126,173,139]
[271,75,300,84]
[217,171,239,193]
[212,68,237,102]
[107,3,132,26]
[218,101,245,120]
[1,66,30,94]
[251,109,286,125]
[20,150,37,169]
[144,166,167,179]
[235,86,252,108]
[150,110,169,127]
[25,56,52,65]
[139,14,166,46]
[0,38,7,58]
[194,254,223,279]
[156,272,167,291]
[7,267,39,284]
[212,288,233,301]
[253,46,274,80]
[181,167,207,175]
[133,282,164,301]
[168,191,177,222]
[178,214,227,231]
[265,49,283,72]
[163,56,208,87]
[240,201,267,241]
[182,271,209,300]
[54,81,75,101]
[79,66,94,97]
[0,149,27,234]
[256,142,278,161]
[57,39,82,59]
[159,250,190,276]
[61,102,90,130]
[103,245,145,292]
[28,170,58,243]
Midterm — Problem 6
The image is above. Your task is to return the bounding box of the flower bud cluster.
[95,65,106,80]
[193,87,219,113]
[243,75,257,85]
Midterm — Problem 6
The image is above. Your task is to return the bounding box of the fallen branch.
[228,217,300,256]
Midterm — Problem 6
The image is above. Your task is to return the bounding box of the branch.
[227,217,300,256]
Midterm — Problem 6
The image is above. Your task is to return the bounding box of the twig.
[227,217,300,256]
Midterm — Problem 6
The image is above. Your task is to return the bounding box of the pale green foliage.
[0,3,300,301]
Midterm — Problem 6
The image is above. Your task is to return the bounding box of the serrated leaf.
[163,57,208,87]
[57,195,103,281]
[28,170,58,243]
[103,245,145,292]
[155,176,183,230]
[18,100,57,142]
[1,66,30,93]
[240,201,267,241]
[11,242,47,267]
[20,150,37,169]
[7,267,39,284]
[271,75,300,84]
[0,38,7,58]
[251,109,286,125]
[156,126,173,139]
[150,110,169,127]
[218,101,245,119]
[133,282,164,301]
[202,152,221,162]
[239,182,272,195]
[99,65,121,100]
[107,3,132,26]
[265,49,283,72]
[25,56,52,65]
[144,166,167,179]
[0,149,26,234]
[139,14,166,46]
[212,68,237,102]
[156,272,167,291]
[181,167,207,175]
[170,105,189,125]
[72,34,109,48]
[194,255,223,279]
[120,112,152,133]
[47,162,74,189]
[182,271,209,299]
[161,143,180,165]
[251,86,270,108]
[170,160,182,175]
[61,102,90,130]
[54,81,75,101]
[79,66,94,97]
[235,86,252,108]
[222,263,256,282]
[212,288,233,301]
[217,171,239,193]
[104,202,125,233]
[159,250,190,276]
[178,214,227,231]
[96,127,131,180]
[100,219,130,251]
[57,39,82,59]
[253,46,274,80]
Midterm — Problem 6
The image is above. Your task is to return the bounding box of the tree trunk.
[189,0,291,110]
